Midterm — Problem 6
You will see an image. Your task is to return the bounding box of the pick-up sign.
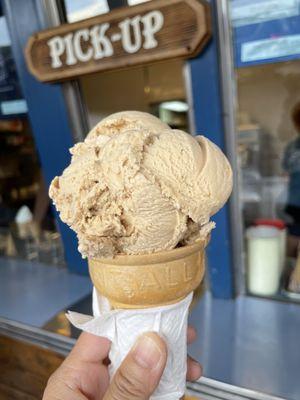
[25,0,211,83]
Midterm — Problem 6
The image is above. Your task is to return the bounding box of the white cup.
[247,226,281,296]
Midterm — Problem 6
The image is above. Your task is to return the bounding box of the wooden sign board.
[25,0,211,83]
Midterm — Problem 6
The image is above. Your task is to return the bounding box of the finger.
[44,349,110,400]
[43,333,111,400]
[43,367,88,400]
[104,332,167,400]
[69,332,111,364]
[186,355,202,381]
[187,326,197,344]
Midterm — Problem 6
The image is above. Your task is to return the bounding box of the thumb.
[104,332,167,400]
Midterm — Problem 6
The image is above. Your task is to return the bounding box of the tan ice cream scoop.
[86,110,169,139]
[49,111,232,259]
[142,129,232,224]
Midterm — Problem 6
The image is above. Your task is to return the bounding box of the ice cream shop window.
[63,0,152,23]
[230,0,300,302]
[0,13,65,268]
[60,0,190,133]
[79,60,188,133]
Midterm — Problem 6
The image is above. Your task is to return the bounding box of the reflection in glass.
[64,0,109,23]
[230,0,300,300]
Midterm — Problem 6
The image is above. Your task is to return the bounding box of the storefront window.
[63,0,188,131]
[64,0,109,23]
[0,13,65,268]
[79,60,189,132]
[64,0,151,23]
[230,0,300,301]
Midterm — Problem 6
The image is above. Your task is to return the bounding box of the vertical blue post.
[188,0,234,298]
[3,0,87,274]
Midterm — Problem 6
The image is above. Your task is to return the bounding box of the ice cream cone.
[88,239,208,309]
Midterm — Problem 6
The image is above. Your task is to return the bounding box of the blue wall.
[187,0,234,298]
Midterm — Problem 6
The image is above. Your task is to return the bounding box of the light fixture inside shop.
[160,101,189,113]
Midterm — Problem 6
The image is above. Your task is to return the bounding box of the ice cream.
[49,111,232,258]
[56,110,233,399]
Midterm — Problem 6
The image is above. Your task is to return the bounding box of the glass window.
[230,0,300,301]
[0,14,65,268]
[63,1,189,132]
[79,60,189,133]
[63,0,151,23]
[64,0,109,23]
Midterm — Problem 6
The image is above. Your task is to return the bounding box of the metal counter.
[0,317,286,400]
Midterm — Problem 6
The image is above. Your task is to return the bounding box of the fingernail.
[132,335,162,369]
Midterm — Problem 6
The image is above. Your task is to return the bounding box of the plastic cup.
[247,226,281,296]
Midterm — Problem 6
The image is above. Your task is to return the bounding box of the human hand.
[43,326,202,400]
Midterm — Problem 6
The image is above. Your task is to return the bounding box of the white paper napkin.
[67,290,193,400]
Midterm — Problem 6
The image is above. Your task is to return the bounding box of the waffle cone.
[88,239,207,309]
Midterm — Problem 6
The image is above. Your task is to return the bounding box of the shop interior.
[80,60,189,132]
[235,60,300,300]
[0,13,65,268]
[0,8,92,328]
